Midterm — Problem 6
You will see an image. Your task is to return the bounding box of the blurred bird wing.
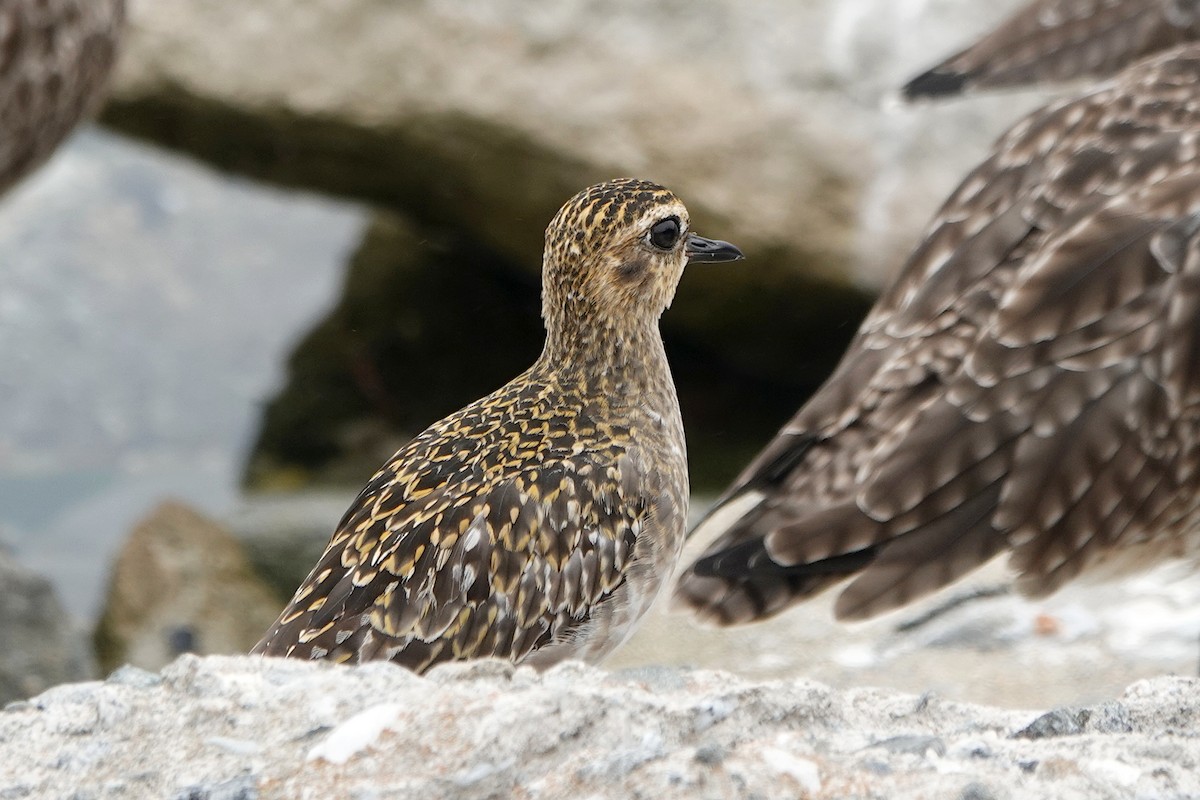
[706,65,1200,530]
[687,109,1053,552]
[830,180,1200,614]
[677,175,1042,622]
[254,452,646,671]
[680,147,1200,622]
[903,0,1200,98]
[986,188,1200,590]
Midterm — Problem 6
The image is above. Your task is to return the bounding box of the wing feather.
[254,384,655,671]
[903,0,1200,98]
[676,54,1200,623]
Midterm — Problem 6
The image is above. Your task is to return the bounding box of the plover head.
[540,178,743,338]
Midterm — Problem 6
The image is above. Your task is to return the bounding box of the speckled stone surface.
[2,655,1198,799]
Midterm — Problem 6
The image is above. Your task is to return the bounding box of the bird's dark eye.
[648,217,681,250]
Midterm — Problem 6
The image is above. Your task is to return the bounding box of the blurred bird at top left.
[0,0,125,195]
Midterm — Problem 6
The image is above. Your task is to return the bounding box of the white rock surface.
[225,493,1200,712]
[3,655,1199,799]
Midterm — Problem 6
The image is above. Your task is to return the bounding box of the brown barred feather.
[676,45,1200,625]
[0,0,124,193]
[904,0,1200,98]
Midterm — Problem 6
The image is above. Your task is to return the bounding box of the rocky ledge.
[3,655,1197,799]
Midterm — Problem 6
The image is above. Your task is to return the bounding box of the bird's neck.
[535,312,675,400]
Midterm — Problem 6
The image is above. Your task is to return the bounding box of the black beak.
[685,233,744,263]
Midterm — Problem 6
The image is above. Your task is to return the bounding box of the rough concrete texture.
[2,654,1198,799]
[0,550,93,704]
[93,501,282,674]
[103,0,1058,289]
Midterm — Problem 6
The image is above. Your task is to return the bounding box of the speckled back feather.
[904,0,1200,97]
[676,46,1200,625]
[0,0,124,193]
[255,179,698,671]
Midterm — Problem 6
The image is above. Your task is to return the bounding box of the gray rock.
[0,655,1197,799]
[102,1,852,283]
[100,0,1053,290]
[171,773,258,800]
[1084,702,1134,735]
[0,550,93,703]
[1012,708,1091,740]
[868,734,947,757]
[92,501,282,674]
[693,743,726,765]
[105,665,162,690]
[0,129,364,623]
[958,783,998,800]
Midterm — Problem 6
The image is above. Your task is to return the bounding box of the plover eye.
[648,217,681,250]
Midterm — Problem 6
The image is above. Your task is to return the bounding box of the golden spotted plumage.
[254,178,742,671]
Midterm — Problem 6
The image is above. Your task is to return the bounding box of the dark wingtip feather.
[903,68,970,100]
[746,434,817,491]
[674,544,880,626]
[694,539,878,581]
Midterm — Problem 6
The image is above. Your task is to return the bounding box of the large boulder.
[2,655,1198,798]
[100,0,1054,289]
[0,548,92,703]
[93,501,283,674]
[101,0,854,284]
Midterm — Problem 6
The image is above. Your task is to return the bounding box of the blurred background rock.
[0,541,92,703]
[4,0,1197,706]
[92,500,279,674]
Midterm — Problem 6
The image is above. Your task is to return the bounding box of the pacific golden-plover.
[904,0,1200,98]
[675,45,1200,625]
[0,0,124,194]
[254,178,743,671]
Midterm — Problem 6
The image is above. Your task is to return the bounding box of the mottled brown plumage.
[904,0,1200,98]
[254,179,742,671]
[675,45,1200,625]
[0,0,124,193]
